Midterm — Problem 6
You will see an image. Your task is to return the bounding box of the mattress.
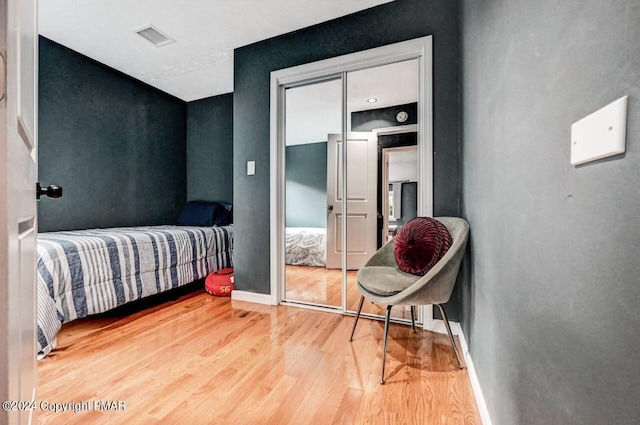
[285,227,326,267]
[36,225,233,358]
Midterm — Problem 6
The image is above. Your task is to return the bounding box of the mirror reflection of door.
[284,78,343,308]
[325,132,378,271]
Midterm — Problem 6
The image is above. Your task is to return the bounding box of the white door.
[326,132,378,270]
[1,0,39,424]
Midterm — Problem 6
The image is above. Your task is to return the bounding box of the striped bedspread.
[36,225,233,358]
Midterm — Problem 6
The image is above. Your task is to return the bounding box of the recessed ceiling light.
[367,98,377,103]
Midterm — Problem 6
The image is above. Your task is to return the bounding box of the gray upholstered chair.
[349,217,470,384]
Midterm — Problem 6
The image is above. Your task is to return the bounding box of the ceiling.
[38,0,394,102]
[286,59,419,145]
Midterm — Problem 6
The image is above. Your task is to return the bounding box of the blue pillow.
[212,201,233,226]
[177,201,218,226]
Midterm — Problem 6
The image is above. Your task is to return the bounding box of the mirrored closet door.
[275,38,431,326]
[344,60,419,321]
[284,77,343,308]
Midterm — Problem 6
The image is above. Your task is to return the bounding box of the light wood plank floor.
[36,288,481,425]
[285,265,413,320]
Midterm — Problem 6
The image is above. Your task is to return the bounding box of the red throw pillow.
[393,217,452,276]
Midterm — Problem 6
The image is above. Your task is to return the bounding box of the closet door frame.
[269,36,434,330]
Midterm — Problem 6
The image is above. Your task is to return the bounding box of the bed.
[36,224,233,358]
[285,227,326,267]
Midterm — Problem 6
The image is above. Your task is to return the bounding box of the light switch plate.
[570,96,627,165]
[247,160,256,176]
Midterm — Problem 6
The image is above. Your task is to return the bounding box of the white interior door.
[1,0,38,423]
[326,132,378,270]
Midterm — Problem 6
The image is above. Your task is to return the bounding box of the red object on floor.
[205,268,234,296]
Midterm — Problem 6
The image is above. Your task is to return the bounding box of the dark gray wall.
[38,37,187,232]
[234,0,460,296]
[186,94,233,203]
[460,1,640,424]
[285,142,327,228]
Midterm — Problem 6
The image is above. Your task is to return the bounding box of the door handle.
[37,183,63,200]
[327,204,334,212]
[0,53,5,101]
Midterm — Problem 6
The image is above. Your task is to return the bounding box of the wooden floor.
[285,265,412,320]
[36,288,481,425]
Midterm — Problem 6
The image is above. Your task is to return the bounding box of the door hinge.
[0,53,5,101]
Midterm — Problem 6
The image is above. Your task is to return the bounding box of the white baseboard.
[432,319,493,425]
[230,290,276,305]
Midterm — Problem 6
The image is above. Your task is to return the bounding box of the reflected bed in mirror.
[285,227,326,267]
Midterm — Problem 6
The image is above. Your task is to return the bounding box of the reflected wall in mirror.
[284,78,343,308]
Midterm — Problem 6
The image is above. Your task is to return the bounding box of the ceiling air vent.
[134,24,175,47]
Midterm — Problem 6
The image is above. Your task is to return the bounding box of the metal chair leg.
[349,295,365,342]
[436,304,464,369]
[410,306,417,333]
[380,305,392,384]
